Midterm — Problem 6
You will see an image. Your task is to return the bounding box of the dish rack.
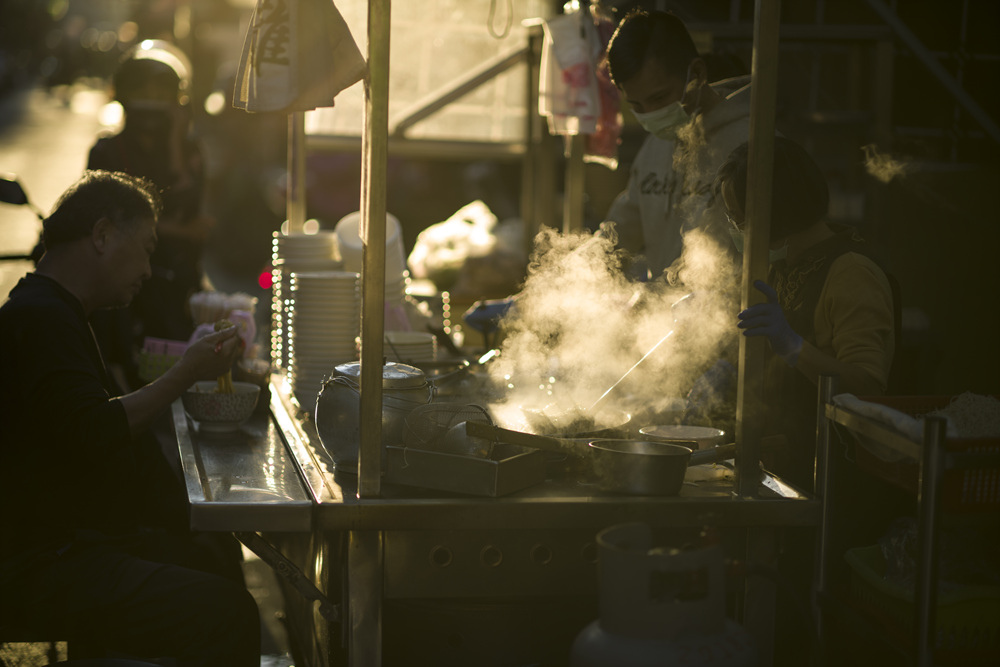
[816,381,1000,666]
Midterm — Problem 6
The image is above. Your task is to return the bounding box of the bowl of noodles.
[182,381,260,433]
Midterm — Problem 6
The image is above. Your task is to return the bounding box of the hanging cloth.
[234,0,366,113]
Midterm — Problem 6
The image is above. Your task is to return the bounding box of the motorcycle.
[0,174,45,263]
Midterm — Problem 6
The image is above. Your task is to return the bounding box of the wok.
[464,421,736,496]
[518,405,633,439]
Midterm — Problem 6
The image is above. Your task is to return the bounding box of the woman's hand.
[737,280,803,365]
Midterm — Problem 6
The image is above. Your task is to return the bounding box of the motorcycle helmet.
[114,39,192,108]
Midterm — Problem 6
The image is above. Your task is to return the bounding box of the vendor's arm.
[798,253,894,395]
[600,164,645,254]
[117,326,242,435]
[738,258,894,395]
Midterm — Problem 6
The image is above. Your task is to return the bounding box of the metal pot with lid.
[315,361,434,470]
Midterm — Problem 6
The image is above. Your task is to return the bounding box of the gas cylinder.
[571,523,757,667]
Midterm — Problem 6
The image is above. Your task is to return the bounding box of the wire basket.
[402,403,494,450]
[847,395,1000,512]
[846,545,1000,663]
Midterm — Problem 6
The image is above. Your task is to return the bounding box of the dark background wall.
[586,0,1000,395]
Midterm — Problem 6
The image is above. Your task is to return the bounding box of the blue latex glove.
[737,280,803,365]
[462,298,516,334]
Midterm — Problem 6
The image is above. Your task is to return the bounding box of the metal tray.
[384,444,545,497]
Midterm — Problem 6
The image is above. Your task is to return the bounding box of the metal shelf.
[815,379,1000,667]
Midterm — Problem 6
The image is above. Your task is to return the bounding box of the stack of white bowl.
[286,271,360,411]
[270,230,341,370]
[383,331,437,364]
[334,211,409,303]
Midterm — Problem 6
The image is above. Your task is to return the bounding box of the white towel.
[235,0,366,113]
[832,393,958,462]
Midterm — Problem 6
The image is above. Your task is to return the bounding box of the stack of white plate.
[270,230,341,370]
[385,270,410,302]
[335,211,409,304]
[286,271,361,411]
[383,331,437,364]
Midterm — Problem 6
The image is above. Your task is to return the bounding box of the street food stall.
[175,1,830,665]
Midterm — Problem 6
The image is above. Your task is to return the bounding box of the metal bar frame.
[914,415,947,667]
[737,2,782,661]
[562,134,586,233]
[735,0,780,498]
[287,112,308,233]
[308,134,526,159]
[864,0,1000,145]
[813,375,837,661]
[352,1,391,664]
[390,45,530,137]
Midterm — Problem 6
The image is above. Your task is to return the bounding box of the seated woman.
[716,136,895,491]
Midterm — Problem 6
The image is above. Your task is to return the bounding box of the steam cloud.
[488,224,739,433]
[863,144,910,184]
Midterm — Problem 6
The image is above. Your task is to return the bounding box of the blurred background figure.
[87,39,211,390]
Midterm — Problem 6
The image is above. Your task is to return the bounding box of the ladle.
[580,291,699,415]
[586,328,676,414]
[521,328,676,433]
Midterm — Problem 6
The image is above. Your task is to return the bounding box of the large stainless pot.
[587,440,735,496]
[315,361,434,470]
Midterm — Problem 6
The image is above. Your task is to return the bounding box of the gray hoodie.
[604,75,752,279]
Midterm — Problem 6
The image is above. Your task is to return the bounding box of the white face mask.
[633,101,690,141]
[631,66,698,141]
[728,229,788,263]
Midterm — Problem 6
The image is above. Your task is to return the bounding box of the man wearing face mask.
[602,9,751,284]
[86,40,211,390]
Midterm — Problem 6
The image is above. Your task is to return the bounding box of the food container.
[314,361,434,470]
[182,381,261,433]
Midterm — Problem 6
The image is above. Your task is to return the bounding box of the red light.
[258,268,273,290]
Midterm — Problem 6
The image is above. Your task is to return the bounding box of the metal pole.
[743,527,777,665]
[353,2,390,662]
[522,25,543,257]
[813,375,837,662]
[736,0,780,498]
[348,529,383,667]
[914,415,946,667]
[563,134,586,234]
[740,1,781,661]
[286,112,307,234]
[358,0,391,497]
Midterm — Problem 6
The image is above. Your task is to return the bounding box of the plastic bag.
[407,201,498,291]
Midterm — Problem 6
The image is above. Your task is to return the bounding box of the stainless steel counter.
[174,378,819,532]
[174,377,822,666]
[172,393,317,533]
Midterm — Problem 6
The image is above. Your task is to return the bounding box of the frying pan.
[464,421,736,496]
